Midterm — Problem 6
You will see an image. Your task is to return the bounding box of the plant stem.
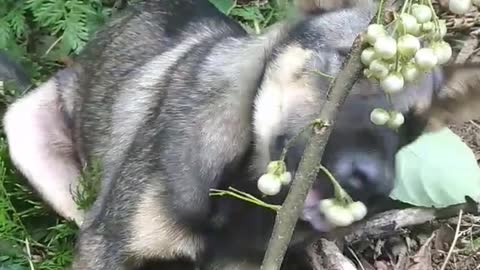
[426,0,440,38]
[319,165,353,205]
[400,0,411,14]
[279,119,326,162]
[209,188,281,211]
[377,0,386,24]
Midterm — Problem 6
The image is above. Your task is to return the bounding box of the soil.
[449,120,480,164]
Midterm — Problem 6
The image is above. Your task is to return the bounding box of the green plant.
[0,136,78,270]
[0,0,118,82]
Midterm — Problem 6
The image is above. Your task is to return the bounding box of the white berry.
[415,48,438,70]
[318,198,335,213]
[257,174,281,196]
[402,63,420,82]
[412,4,432,23]
[427,20,448,40]
[397,34,421,57]
[387,111,405,129]
[449,0,472,15]
[361,47,377,66]
[323,205,355,227]
[421,21,434,32]
[374,36,397,59]
[399,13,421,35]
[432,41,452,65]
[366,24,386,45]
[380,72,405,94]
[280,171,292,185]
[369,59,390,79]
[267,160,285,174]
[348,201,368,221]
[370,108,390,126]
[363,69,378,83]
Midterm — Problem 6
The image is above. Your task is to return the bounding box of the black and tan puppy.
[3,0,480,269]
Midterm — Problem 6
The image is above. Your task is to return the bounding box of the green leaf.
[209,0,235,15]
[391,128,480,208]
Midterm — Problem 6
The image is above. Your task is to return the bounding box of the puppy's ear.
[424,63,480,131]
[294,0,371,15]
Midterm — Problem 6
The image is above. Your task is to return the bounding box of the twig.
[347,246,366,270]
[469,120,480,130]
[260,26,368,270]
[210,187,281,211]
[454,35,479,64]
[344,207,437,243]
[440,209,463,270]
[343,201,478,243]
[24,238,35,270]
[318,239,357,270]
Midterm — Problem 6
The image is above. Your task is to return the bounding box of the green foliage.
[209,0,236,14]
[391,128,480,208]
[0,0,117,82]
[0,137,78,270]
[72,159,103,211]
[209,0,290,33]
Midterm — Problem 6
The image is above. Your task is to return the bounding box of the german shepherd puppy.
[3,0,480,269]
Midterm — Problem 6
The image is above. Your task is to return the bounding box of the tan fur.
[425,64,480,131]
[127,186,205,261]
[253,44,319,171]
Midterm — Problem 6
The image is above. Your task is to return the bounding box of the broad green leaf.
[391,128,480,208]
[209,0,235,15]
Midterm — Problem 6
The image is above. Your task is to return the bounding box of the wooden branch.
[343,208,437,243]
[260,28,367,270]
[318,239,357,270]
[454,30,480,64]
[343,201,479,244]
[303,239,359,270]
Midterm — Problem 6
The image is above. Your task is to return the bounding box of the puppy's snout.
[331,153,394,202]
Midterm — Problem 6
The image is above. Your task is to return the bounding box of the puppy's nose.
[331,153,394,201]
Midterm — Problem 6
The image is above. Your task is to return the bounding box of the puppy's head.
[253,0,480,233]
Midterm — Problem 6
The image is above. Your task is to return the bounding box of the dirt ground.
[450,121,480,164]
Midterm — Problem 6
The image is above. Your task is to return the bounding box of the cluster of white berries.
[364,0,479,128]
[257,161,292,196]
[370,108,405,129]
[257,159,369,227]
[318,198,368,227]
